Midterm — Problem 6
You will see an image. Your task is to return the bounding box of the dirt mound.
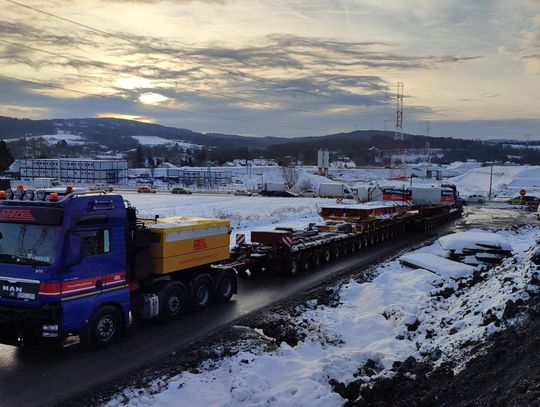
[341,298,540,407]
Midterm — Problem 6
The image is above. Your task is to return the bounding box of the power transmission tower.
[388,82,408,180]
[425,121,431,164]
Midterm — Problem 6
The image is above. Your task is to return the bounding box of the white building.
[18,158,128,185]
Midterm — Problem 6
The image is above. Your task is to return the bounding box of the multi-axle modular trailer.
[230,199,462,276]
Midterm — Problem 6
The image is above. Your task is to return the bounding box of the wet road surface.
[0,205,534,407]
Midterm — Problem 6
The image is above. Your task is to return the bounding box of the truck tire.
[300,256,310,272]
[80,305,122,350]
[322,247,331,263]
[285,258,299,276]
[159,282,188,322]
[215,270,236,303]
[312,251,321,268]
[189,275,213,311]
[332,244,340,259]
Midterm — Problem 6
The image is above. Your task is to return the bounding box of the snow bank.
[448,165,540,197]
[399,252,477,280]
[108,227,539,407]
[438,230,512,253]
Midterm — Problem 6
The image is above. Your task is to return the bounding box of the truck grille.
[0,277,40,301]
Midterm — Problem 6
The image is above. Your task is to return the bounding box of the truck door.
[61,228,113,333]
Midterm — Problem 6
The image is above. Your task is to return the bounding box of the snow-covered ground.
[124,192,335,244]
[447,165,540,198]
[131,135,201,149]
[22,133,86,145]
[106,226,540,407]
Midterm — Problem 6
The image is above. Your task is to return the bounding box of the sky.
[1,0,540,139]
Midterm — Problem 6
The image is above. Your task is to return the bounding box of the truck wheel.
[81,305,122,350]
[190,276,213,311]
[159,282,188,322]
[216,270,236,303]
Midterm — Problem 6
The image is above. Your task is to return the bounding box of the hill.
[1,116,539,165]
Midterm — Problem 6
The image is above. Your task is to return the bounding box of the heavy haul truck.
[0,189,237,349]
[0,185,461,349]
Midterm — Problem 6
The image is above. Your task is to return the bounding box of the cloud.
[104,0,227,2]
[96,112,156,122]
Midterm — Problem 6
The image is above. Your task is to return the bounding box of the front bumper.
[0,303,62,346]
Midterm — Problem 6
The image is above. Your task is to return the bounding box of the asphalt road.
[0,206,533,407]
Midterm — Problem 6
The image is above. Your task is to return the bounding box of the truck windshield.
[0,222,60,266]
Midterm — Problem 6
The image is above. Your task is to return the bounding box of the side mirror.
[66,233,81,266]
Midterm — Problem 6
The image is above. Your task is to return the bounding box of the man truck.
[0,189,237,349]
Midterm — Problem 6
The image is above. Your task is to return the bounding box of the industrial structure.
[18,158,128,185]
[317,148,330,176]
[388,82,408,181]
[128,167,233,188]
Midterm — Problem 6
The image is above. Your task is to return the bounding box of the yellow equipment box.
[145,216,231,274]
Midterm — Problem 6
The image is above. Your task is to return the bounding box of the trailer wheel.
[216,270,236,303]
[190,275,213,311]
[323,247,331,263]
[301,256,310,272]
[81,305,122,350]
[333,244,340,259]
[313,252,321,268]
[286,258,299,275]
[159,282,188,322]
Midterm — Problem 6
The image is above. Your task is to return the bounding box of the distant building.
[18,158,128,185]
[128,167,233,188]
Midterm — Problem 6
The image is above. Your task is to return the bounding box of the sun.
[139,92,168,105]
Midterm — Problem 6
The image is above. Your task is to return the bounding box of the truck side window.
[80,230,110,258]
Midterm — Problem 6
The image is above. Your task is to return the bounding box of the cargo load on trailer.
[145,217,230,274]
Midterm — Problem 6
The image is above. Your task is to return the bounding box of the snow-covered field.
[23,133,86,145]
[125,192,335,243]
[106,226,540,407]
[448,165,540,198]
[131,135,201,149]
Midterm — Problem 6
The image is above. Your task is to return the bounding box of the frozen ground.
[106,226,540,407]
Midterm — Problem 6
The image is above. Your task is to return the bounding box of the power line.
[5,0,343,101]
[0,38,314,114]
[0,74,332,132]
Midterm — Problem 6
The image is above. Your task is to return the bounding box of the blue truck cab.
[0,190,131,348]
